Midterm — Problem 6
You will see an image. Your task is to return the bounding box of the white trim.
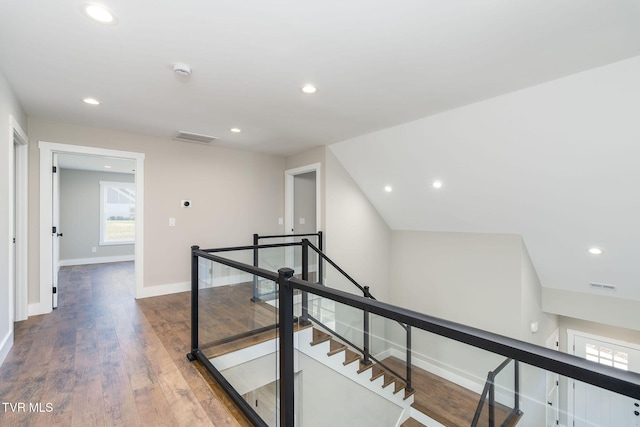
[9,116,28,323]
[0,329,14,367]
[59,255,135,267]
[137,281,190,299]
[39,141,145,313]
[284,162,322,234]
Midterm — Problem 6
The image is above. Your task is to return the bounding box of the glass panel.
[197,253,279,425]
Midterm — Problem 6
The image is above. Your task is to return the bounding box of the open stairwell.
[297,327,415,413]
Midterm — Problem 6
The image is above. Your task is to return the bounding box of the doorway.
[284,163,321,234]
[37,141,145,315]
[9,116,28,322]
[568,330,640,427]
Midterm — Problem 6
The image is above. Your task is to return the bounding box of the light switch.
[169,218,176,227]
[299,218,305,225]
[278,218,283,225]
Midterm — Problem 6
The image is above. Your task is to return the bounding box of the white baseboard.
[59,255,134,267]
[137,281,191,299]
[0,329,14,367]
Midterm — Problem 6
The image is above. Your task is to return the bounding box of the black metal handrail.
[190,246,640,427]
[471,358,521,427]
[304,238,411,386]
[252,232,323,301]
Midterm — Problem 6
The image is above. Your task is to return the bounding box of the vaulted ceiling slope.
[330,56,640,300]
[1,1,639,155]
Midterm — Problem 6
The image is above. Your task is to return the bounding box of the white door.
[546,330,560,427]
[52,153,60,308]
[572,334,640,426]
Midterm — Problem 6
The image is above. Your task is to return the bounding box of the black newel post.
[300,239,311,326]
[278,268,295,427]
[187,245,199,361]
[317,231,323,285]
[363,286,372,365]
[251,234,260,302]
[406,325,413,392]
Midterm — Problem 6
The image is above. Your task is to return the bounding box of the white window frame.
[100,180,136,245]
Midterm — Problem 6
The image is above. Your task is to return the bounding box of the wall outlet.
[278,217,283,225]
[169,218,176,227]
[91,247,97,253]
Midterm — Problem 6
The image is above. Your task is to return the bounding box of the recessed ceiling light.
[384,185,393,193]
[301,84,318,94]
[104,165,112,169]
[432,180,443,189]
[230,128,242,133]
[83,97,101,105]
[588,247,603,255]
[83,3,117,24]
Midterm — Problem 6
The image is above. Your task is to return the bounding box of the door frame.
[284,162,322,235]
[37,141,145,315]
[9,116,28,322]
[567,329,640,426]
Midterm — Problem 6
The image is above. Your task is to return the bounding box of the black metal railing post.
[187,245,199,361]
[300,239,311,326]
[278,268,295,427]
[514,360,520,413]
[363,286,372,365]
[488,371,496,427]
[251,234,260,302]
[318,231,323,284]
[406,325,413,392]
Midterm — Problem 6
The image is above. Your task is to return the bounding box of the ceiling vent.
[589,282,616,291]
[173,131,218,145]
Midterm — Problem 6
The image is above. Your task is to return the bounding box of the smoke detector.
[173,63,192,77]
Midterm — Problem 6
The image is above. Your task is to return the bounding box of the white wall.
[0,70,27,365]
[27,117,285,306]
[325,148,392,301]
[59,169,134,263]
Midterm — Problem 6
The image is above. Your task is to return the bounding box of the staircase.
[298,327,415,410]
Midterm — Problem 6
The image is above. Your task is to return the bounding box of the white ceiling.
[1,1,639,155]
[2,1,640,299]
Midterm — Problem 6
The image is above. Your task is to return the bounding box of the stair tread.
[343,349,361,366]
[310,328,332,346]
[327,339,347,356]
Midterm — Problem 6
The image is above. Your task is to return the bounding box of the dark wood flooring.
[0,262,249,427]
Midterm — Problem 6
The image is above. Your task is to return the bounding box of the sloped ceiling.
[330,56,640,300]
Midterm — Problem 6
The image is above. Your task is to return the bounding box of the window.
[585,343,628,371]
[100,181,135,245]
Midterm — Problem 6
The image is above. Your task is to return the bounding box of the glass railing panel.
[197,255,279,426]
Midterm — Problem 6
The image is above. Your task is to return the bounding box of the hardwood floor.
[0,262,250,427]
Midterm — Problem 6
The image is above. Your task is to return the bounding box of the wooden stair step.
[403,388,415,401]
[343,349,361,366]
[327,339,347,356]
[357,361,373,374]
[370,365,385,381]
[310,328,331,346]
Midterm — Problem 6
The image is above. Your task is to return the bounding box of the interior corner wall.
[520,241,558,346]
[389,230,522,338]
[27,117,285,306]
[324,148,391,301]
[59,169,135,262]
[0,70,27,366]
